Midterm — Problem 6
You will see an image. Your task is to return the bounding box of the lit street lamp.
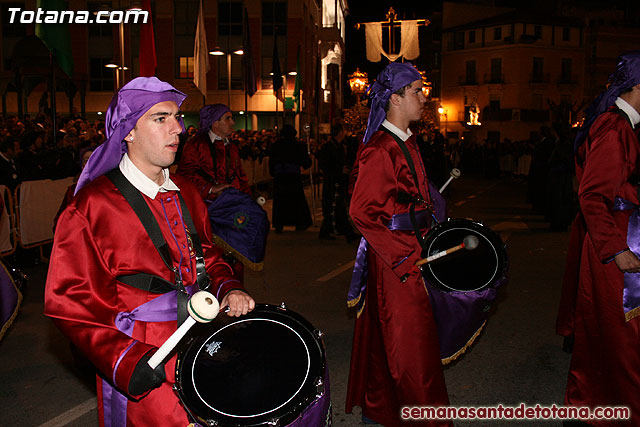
[438,105,448,133]
[209,47,244,107]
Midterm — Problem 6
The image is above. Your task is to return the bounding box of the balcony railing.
[557,75,578,85]
[458,76,478,85]
[484,73,505,84]
[529,73,550,84]
[482,107,549,122]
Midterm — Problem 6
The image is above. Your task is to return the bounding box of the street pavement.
[0,172,572,426]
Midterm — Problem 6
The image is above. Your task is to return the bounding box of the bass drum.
[175,304,330,427]
[422,218,508,292]
[420,219,508,363]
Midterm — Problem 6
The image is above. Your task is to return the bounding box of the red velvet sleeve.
[44,205,157,398]
[349,139,422,279]
[578,113,638,262]
[176,136,213,199]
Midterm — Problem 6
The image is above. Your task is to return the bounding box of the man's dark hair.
[331,123,345,138]
[0,137,16,153]
[384,84,411,112]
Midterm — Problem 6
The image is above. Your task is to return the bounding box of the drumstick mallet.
[147,291,220,370]
[415,235,479,267]
[439,168,461,193]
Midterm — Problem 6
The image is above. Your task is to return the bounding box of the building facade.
[0,0,348,134]
[440,1,640,143]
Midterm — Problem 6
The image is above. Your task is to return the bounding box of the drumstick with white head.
[439,168,461,193]
[415,235,479,267]
[147,291,220,370]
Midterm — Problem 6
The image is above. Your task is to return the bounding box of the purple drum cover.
[0,260,21,341]
[424,275,507,363]
[206,188,269,264]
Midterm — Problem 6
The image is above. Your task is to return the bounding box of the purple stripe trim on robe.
[113,341,138,384]
[613,198,640,318]
[103,289,183,427]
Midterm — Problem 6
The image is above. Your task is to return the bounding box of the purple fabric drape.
[0,262,21,340]
[363,62,422,144]
[613,198,640,319]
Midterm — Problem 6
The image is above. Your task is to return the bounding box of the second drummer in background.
[345,62,452,426]
[177,103,252,279]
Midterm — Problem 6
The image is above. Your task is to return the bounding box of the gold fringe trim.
[347,293,362,308]
[0,261,23,341]
[625,306,640,322]
[211,233,264,272]
[347,293,366,318]
[441,320,487,365]
[356,300,366,318]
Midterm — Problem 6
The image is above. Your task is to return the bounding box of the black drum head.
[175,305,325,426]
[422,219,507,292]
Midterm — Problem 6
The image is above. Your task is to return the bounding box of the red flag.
[139,0,157,76]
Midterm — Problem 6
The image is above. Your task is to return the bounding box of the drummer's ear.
[125,131,135,144]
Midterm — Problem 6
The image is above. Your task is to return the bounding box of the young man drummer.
[44,77,254,426]
[346,62,451,426]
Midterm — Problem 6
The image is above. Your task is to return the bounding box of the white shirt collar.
[118,153,180,200]
[208,128,229,145]
[382,119,413,142]
[615,97,640,129]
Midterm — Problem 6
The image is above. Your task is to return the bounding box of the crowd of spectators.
[412,123,577,231]
[0,113,106,191]
[1,112,578,234]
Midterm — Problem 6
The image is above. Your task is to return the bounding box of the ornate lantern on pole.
[348,68,369,96]
[344,68,370,135]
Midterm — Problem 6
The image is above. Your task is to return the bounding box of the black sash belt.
[106,168,210,325]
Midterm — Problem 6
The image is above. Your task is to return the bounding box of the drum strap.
[381,126,433,253]
[106,168,211,324]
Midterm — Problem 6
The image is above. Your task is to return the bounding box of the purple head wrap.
[575,51,640,151]
[75,77,186,194]
[198,104,231,133]
[363,62,422,144]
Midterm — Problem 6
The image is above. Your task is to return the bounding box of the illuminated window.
[179,57,194,78]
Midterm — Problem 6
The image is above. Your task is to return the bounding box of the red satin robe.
[346,130,451,427]
[176,132,251,200]
[558,110,640,426]
[44,174,244,427]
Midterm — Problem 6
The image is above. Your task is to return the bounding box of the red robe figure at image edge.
[557,51,640,426]
[346,129,450,427]
[558,108,640,426]
[44,174,243,426]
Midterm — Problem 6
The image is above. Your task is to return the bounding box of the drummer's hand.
[221,290,255,317]
[614,250,640,273]
[209,183,232,195]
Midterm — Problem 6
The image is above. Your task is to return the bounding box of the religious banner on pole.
[193,0,210,97]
